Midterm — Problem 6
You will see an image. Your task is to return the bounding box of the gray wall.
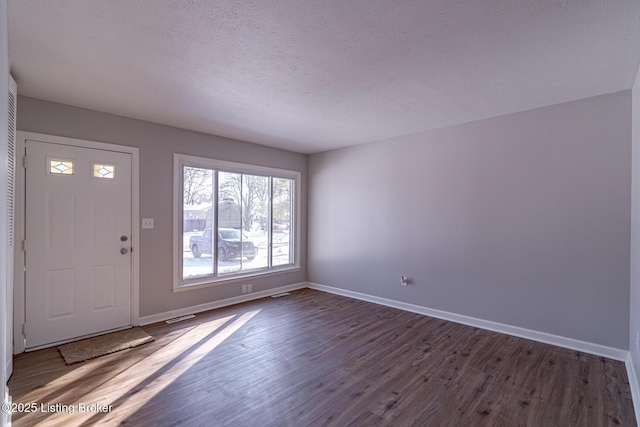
[309,92,631,349]
[630,67,640,377]
[17,96,308,317]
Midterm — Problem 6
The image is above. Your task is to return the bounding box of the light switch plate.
[142,218,154,229]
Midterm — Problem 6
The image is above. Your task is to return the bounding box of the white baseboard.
[626,354,640,421]
[306,282,629,361]
[139,282,307,325]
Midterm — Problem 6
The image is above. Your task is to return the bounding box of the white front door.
[25,140,132,349]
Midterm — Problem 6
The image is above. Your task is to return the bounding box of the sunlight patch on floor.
[18,311,259,426]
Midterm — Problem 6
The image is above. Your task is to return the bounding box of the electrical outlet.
[400,275,409,286]
[247,284,252,293]
[241,284,253,294]
[241,284,247,294]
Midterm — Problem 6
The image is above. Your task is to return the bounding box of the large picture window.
[173,154,299,290]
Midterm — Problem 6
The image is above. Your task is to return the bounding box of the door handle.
[120,247,129,254]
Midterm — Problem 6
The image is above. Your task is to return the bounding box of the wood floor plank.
[7,289,636,426]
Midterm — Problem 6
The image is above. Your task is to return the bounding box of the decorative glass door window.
[93,164,115,179]
[49,159,74,175]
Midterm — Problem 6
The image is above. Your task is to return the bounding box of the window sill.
[172,266,301,293]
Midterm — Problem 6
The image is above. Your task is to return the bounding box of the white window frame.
[173,153,301,291]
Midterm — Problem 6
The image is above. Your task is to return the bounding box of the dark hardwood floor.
[7,289,636,426]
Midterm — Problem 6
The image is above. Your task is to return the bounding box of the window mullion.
[239,173,244,270]
[290,179,295,265]
[213,169,218,277]
[268,176,273,269]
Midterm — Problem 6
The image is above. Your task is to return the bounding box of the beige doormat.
[58,327,154,365]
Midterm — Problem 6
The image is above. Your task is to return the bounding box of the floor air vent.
[270,292,290,298]
[165,314,196,324]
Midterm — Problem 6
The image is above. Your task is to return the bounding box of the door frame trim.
[13,131,140,353]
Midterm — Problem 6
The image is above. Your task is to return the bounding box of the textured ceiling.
[8,1,640,154]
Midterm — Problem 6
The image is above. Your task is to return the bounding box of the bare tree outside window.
[183,167,212,205]
[219,173,269,232]
[272,177,293,266]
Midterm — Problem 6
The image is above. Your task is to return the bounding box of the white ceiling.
[8,1,640,154]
